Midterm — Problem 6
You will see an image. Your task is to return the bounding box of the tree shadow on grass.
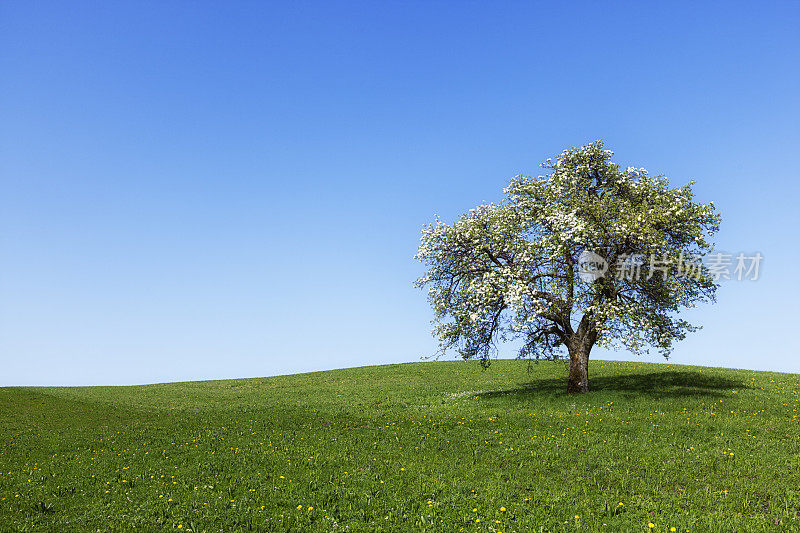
[479,370,747,400]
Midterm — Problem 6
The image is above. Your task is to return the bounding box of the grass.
[1,359,799,532]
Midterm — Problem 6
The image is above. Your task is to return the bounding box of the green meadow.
[1,360,798,532]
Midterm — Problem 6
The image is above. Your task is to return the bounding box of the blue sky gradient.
[2,1,799,385]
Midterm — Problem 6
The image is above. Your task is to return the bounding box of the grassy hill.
[1,360,799,532]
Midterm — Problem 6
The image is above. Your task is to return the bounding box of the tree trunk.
[567,342,590,394]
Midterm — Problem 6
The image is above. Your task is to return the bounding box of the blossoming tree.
[415,141,720,393]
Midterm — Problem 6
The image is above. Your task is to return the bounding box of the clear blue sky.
[2,1,799,385]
